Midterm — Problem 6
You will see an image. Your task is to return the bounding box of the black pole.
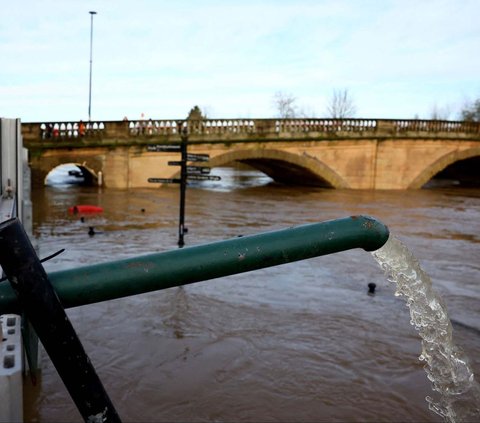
[178,121,188,248]
[0,218,121,423]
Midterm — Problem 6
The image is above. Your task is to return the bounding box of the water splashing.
[372,234,480,422]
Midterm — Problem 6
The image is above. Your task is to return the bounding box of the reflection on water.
[24,167,480,422]
[188,166,273,192]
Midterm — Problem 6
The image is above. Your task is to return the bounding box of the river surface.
[24,167,480,422]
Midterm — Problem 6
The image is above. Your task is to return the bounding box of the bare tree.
[273,91,298,118]
[430,103,451,120]
[326,89,356,118]
[460,98,480,122]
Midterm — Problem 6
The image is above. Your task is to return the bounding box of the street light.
[88,11,97,122]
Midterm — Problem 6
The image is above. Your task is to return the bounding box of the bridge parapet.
[22,118,480,144]
[22,120,109,141]
[393,119,480,133]
[276,118,378,133]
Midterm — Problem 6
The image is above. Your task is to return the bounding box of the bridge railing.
[21,118,480,142]
[391,119,480,133]
[126,119,258,136]
[126,118,380,135]
[275,118,378,133]
[22,121,108,141]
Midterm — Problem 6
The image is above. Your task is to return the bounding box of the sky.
[1,0,479,122]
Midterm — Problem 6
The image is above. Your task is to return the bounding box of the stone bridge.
[21,118,480,189]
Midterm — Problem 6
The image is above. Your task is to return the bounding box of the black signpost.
[178,130,188,247]
[148,121,220,247]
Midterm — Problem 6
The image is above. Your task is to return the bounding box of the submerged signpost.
[147,121,220,247]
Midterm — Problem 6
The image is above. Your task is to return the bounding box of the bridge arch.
[409,146,480,188]
[29,151,104,187]
[44,162,99,186]
[204,148,349,188]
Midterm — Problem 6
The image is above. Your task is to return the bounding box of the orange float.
[68,205,104,214]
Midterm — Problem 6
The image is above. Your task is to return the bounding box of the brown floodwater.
[23,167,480,422]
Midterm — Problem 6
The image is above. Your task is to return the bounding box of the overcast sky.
[1,0,479,122]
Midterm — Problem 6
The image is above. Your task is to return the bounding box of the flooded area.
[24,167,480,422]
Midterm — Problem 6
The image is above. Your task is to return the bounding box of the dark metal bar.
[0,216,389,314]
[0,218,121,423]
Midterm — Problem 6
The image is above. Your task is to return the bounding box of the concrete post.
[0,314,23,423]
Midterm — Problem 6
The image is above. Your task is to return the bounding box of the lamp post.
[88,11,97,122]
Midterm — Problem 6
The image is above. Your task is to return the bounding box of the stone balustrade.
[21,118,480,143]
[392,119,480,133]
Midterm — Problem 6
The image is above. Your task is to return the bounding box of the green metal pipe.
[0,215,389,314]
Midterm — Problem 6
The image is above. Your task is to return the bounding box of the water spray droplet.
[372,235,480,422]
